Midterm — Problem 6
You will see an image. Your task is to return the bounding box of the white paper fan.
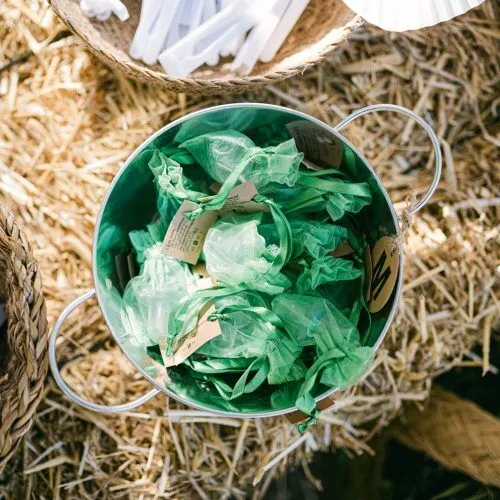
[342,0,485,32]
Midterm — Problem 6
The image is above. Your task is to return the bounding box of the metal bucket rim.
[91,102,404,418]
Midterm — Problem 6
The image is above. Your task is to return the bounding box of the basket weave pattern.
[0,204,48,472]
[48,0,362,93]
[395,387,500,487]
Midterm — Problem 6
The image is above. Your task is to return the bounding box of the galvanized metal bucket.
[49,103,442,417]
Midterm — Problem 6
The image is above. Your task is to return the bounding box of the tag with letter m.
[369,236,399,313]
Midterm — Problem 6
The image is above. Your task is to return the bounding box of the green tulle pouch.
[114,123,382,428]
[271,294,375,418]
[176,130,303,219]
[203,211,291,294]
[120,244,197,347]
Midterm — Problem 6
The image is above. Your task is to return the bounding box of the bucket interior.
[93,105,400,415]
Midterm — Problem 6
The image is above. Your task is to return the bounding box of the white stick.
[159,3,260,76]
[179,0,194,25]
[160,0,253,61]
[199,0,219,65]
[202,0,217,22]
[143,0,182,65]
[185,0,205,56]
[108,0,130,21]
[228,33,245,56]
[130,0,164,60]
[259,0,309,62]
[232,0,289,74]
[165,0,187,49]
[219,0,234,56]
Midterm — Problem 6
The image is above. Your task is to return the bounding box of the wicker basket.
[48,0,361,94]
[394,386,500,488]
[0,204,48,472]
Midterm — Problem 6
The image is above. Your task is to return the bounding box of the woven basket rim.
[0,203,48,473]
[48,0,363,92]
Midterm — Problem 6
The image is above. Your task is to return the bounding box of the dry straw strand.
[0,0,499,497]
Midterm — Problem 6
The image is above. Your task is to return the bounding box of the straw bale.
[0,1,498,497]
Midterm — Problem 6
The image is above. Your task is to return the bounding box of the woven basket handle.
[49,289,160,413]
[333,104,442,216]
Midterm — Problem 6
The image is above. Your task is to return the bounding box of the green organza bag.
[192,292,306,397]
[296,256,363,294]
[180,130,303,190]
[121,244,197,346]
[272,293,374,418]
[175,131,303,218]
[203,213,291,294]
[114,124,379,429]
[150,291,306,401]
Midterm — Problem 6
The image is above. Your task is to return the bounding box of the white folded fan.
[342,0,485,32]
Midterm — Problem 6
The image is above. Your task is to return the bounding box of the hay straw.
[0,0,499,497]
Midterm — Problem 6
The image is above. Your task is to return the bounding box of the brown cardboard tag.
[301,158,324,171]
[193,262,210,277]
[162,302,222,367]
[329,240,354,258]
[209,182,222,194]
[285,396,336,424]
[193,262,218,290]
[286,120,343,169]
[218,181,268,215]
[368,236,400,313]
[363,245,373,302]
[161,200,218,265]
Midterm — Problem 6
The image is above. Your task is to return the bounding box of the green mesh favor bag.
[203,213,291,294]
[121,244,197,347]
[272,293,374,424]
[111,123,381,428]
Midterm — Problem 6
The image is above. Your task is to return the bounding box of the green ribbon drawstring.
[184,357,254,374]
[296,175,371,197]
[298,408,320,433]
[184,148,262,220]
[210,304,284,328]
[210,356,270,400]
[207,312,234,324]
[298,168,347,179]
[280,188,325,214]
[166,286,244,355]
[254,195,293,268]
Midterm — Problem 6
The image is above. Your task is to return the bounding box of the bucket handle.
[333,104,442,216]
[49,289,160,413]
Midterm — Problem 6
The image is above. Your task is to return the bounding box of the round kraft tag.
[368,236,400,313]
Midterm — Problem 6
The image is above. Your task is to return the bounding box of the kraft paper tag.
[368,236,400,313]
[161,200,218,265]
[329,240,354,258]
[218,182,268,215]
[285,397,336,424]
[363,245,373,302]
[286,120,343,169]
[301,158,324,172]
[193,262,210,277]
[209,182,222,194]
[161,302,222,367]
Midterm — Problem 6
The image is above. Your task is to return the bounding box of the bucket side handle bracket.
[334,104,442,216]
[49,289,160,413]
